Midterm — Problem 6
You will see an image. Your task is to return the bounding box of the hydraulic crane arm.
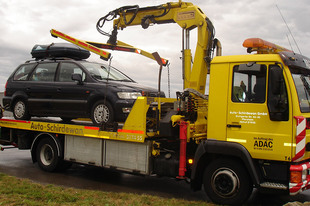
[97,1,220,93]
[50,29,168,65]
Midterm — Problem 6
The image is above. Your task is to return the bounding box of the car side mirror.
[72,74,83,85]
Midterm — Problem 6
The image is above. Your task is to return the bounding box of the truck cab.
[207,45,310,195]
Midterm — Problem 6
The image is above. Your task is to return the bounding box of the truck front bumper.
[290,161,310,195]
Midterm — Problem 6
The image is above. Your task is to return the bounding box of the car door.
[226,62,292,162]
[53,62,92,117]
[27,62,58,115]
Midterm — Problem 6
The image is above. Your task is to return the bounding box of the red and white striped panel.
[293,116,306,162]
[290,162,310,195]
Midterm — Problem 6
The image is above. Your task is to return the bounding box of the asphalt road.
[0,149,310,205]
[0,148,208,202]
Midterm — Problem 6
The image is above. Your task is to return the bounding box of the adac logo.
[254,137,273,151]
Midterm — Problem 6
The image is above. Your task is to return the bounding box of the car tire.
[91,100,114,125]
[203,158,253,205]
[36,137,61,172]
[13,99,30,120]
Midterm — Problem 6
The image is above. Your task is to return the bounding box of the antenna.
[286,34,294,52]
[276,4,302,55]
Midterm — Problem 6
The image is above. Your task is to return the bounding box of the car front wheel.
[91,100,114,125]
[13,100,30,120]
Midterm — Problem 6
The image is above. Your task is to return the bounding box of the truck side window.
[232,64,267,103]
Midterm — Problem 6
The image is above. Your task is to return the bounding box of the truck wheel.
[91,100,114,125]
[36,137,60,172]
[13,100,30,120]
[203,158,253,205]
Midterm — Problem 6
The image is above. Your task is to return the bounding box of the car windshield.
[291,67,310,112]
[81,62,133,82]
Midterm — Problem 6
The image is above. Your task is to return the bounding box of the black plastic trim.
[190,139,260,191]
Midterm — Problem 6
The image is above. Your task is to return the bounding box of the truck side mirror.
[267,65,289,121]
[269,67,283,95]
[72,74,83,85]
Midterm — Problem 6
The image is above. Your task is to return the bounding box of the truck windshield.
[291,68,310,112]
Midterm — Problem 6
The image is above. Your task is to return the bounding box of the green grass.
[0,173,213,206]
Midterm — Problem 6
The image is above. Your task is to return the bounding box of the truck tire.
[203,158,253,205]
[36,137,61,172]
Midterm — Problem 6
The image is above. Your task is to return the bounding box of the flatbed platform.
[0,117,145,143]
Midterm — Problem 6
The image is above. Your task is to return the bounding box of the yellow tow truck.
[1,1,310,205]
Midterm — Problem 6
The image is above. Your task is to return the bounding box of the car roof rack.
[25,57,86,63]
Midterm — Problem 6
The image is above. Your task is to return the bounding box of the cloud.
[0,0,309,97]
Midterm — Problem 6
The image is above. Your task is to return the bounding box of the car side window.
[29,63,57,81]
[13,64,35,81]
[58,63,86,82]
[232,64,267,103]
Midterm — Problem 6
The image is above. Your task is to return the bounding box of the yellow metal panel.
[207,62,230,141]
[0,118,148,143]
[111,97,149,142]
[212,54,282,64]
[0,119,101,138]
[226,60,293,161]
[122,97,148,132]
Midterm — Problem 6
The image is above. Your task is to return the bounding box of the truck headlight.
[117,92,142,99]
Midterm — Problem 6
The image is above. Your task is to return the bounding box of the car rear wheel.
[91,100,114,125]
[13,100,30,120]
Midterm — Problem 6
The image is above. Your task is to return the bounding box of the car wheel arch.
[87,95,115,114]
[11,92,28,110]
[90,99,115,125]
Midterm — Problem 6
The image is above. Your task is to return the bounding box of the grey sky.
[0,0,309,96]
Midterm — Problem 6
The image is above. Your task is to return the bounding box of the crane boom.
[97,1,219,94]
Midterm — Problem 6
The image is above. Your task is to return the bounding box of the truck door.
[226,63,292,161]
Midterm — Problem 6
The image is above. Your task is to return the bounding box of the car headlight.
[117,92,142,99]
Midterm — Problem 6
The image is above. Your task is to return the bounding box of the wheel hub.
[14,101,25,118]
[94,104,109,123]
[212,168,240,197]
[40,144,54,166]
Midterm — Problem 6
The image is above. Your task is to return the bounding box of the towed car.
[3,44,164,125]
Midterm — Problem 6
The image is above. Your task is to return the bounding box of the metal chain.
[104,56,113,105]
[167,63,171,98]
